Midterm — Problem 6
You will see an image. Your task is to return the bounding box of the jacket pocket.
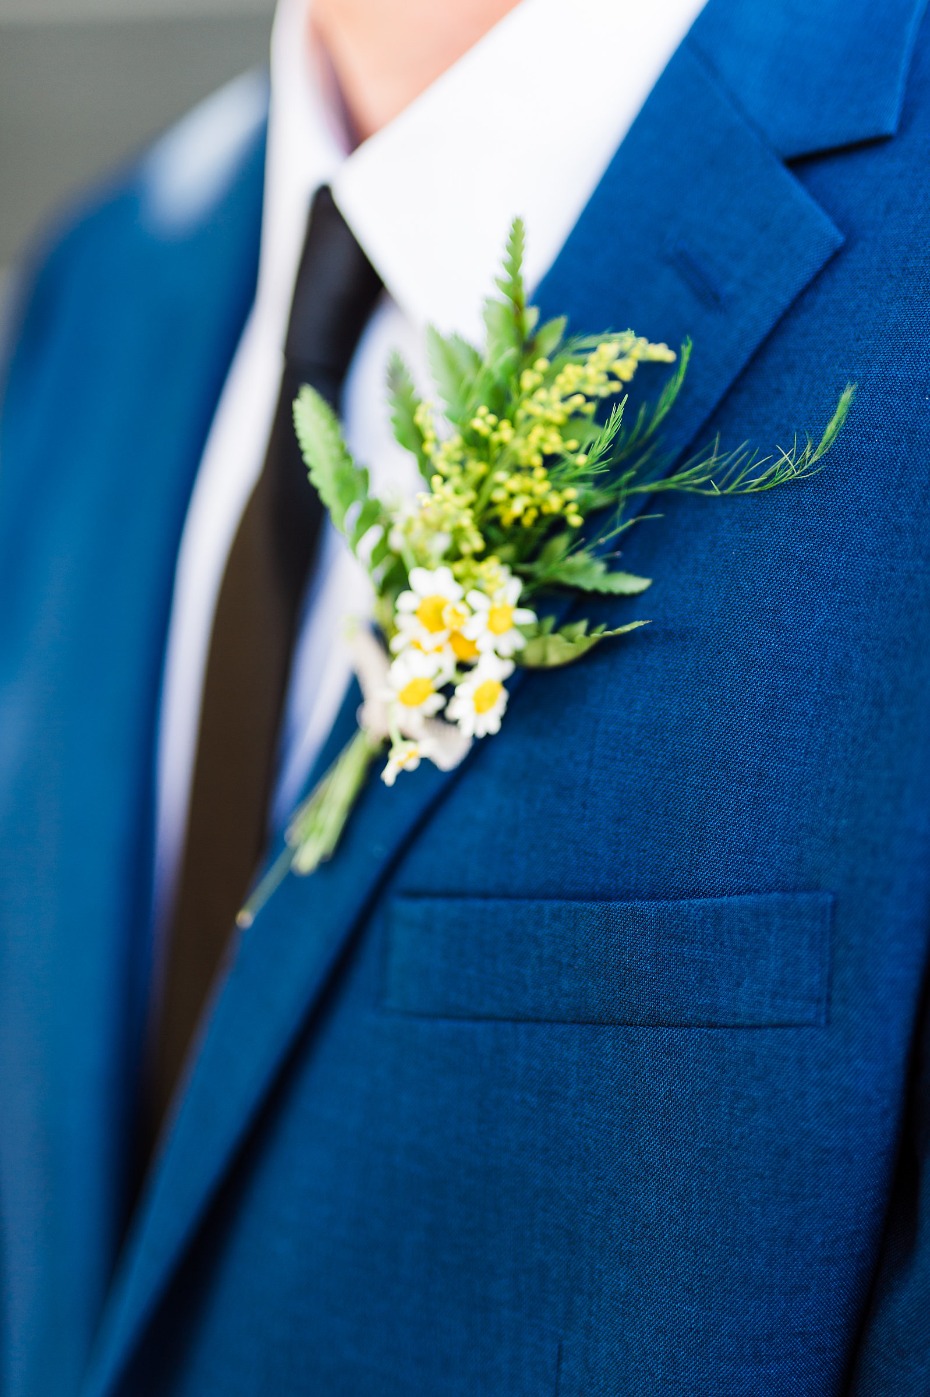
[383,892,833,1028]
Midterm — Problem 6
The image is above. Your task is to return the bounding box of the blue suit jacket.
[2,1,930,1392]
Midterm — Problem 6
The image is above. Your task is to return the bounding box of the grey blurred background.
[0,0,275,316]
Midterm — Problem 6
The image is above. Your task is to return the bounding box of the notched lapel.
[534,43,843,467]
[85,689,464,1397]
[690,0,928,159]
[88,17,911,1396]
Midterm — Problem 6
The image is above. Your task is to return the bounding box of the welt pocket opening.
[382,892,834,1029]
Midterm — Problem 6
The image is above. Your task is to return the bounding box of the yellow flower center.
[487,604,514,636]
[443,601,469,631]
[450,630,480,661]
[473,679,503,715]
[416,594,449,633]
[398,677,434,708]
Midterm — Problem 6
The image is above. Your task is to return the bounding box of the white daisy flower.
[391,565,471,654]
[381,738,437,786]
[447,628,481,664]
[447,654,514,739]
[384,647,448,728]
[464,570,536,657]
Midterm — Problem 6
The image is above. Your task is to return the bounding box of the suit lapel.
[535,41,842,469]
[689,0,927,159]
[86,3,924,1389]
[0,96,266,1396]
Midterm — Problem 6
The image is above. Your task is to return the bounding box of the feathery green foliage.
[297,219,854,617]
[248,215,858,902]
[293,387,382,553]
[425,327,483,422]
[386,353,431,480]
[629,381,857,498]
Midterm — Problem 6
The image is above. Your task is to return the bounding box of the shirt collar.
[263,0,708,342]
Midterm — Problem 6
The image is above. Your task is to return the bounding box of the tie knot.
[284,185,384,393]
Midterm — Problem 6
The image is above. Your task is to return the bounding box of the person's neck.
[309,0,523,143]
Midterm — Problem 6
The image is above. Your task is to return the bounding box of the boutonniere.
[239,221,853,926]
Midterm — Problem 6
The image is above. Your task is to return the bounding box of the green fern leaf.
[544,552,652,595]
[531,316,568,360]
[520,617,649,668]
[496,217,527,318]
[425,327,483,424]
[483,217,531,361]
[386,353,431,479]
[293,386,380,553]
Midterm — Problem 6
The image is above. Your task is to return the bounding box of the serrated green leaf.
[293,386,381,554]
[483,295,521,363]
[496,217,526,314]
[386,353,431,479]
[520,618,649,668]
[545,551,652,595]
[532,316,568,360]
[425,326,482,424]
[557,620,590,643]
[483,217,533,361]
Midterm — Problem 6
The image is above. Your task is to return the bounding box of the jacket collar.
[83,2,925,1392]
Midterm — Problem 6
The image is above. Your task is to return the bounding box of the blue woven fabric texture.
[1,1,929,1393]
[384,893,833,1026]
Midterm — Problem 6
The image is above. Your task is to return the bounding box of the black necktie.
[150,186,383,1136]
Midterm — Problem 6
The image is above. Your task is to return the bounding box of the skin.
[309,0,524,142]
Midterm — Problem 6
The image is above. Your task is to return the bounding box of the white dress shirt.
[153,0,708,933]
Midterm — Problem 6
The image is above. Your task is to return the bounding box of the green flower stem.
[289,727,383,870]
[237,727,384,929]
[235,844,294,931]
